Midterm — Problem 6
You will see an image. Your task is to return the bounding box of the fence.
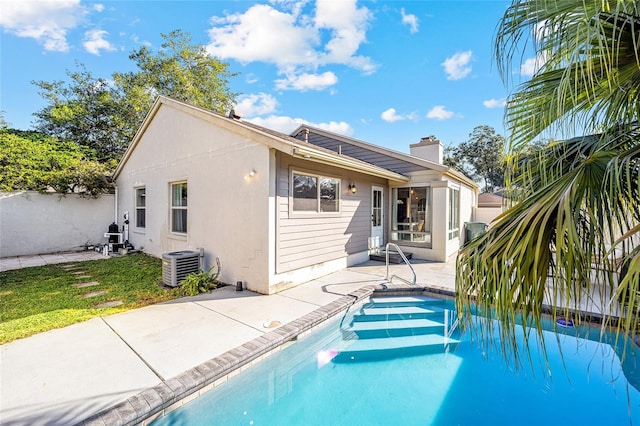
[0,191,114,257]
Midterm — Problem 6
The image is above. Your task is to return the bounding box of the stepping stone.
[82,290,107,298]
[73,281,100,288]
[71,271,88,275]
[74,276,92,280]
[60,264,79,269]
[95,300,123,308]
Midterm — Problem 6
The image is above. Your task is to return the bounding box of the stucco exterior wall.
[0,191,114,257]
[115,105,272,293]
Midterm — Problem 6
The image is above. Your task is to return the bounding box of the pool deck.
[0,254,456,425]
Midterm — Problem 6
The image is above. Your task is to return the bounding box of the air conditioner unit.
[162,250,200,287]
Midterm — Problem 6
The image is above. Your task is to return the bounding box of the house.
[113,97,478,294]
[475,192,504,224]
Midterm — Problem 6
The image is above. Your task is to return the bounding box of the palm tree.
[456,0,640,366]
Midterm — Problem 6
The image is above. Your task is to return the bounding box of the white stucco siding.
[274,154,385,276]
[116,105,272,293]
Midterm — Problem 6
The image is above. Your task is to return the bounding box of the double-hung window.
[135,187,146,228]
[292,172,340,213]
[448,188,460,240]
[171,182,187,233]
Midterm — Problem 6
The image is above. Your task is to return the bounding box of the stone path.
[59,263,124,308]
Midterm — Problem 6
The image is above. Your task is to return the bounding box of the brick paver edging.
[77,284,453,426]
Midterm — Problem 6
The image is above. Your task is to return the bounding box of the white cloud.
[314,0,375,72]
[0,0,87,52]
[426,105,455,120]
[441,50,473,80]
[483,98,507,108]
[234,93,278,117]
[381,108,404,123]
[521,52,547,76]
[401,8,418,34]
[206,0,375,92]
[93,4,105,12]
[275,71,338,91]
[381,107,418,123]
[247,115,353,136]
[83,29,115,55]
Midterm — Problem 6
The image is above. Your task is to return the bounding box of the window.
[171,182,187,233]
[391,186,431,244]
[292,172,339,213]
[135,187,146,228]
[448,188,460,240]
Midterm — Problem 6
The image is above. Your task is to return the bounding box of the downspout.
[114,185,118,225]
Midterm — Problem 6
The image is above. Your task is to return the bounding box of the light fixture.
[348,182,357,194]
[244,169,257,181]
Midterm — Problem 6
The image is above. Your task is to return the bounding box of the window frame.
[134,186,146,230]
[290,169,341,217]
[448,187,460,240]
[390,185,432,247]
[170,181,188,235]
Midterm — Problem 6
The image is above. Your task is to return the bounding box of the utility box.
[464,222,488,245]
[162,250,200,287]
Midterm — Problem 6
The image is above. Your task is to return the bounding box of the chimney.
[410,136,443,164]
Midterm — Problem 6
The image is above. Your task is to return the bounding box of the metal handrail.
[385,243,417,285]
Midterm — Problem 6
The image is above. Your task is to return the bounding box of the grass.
[0,254,182,344]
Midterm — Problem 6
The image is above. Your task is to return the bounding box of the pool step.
[353,305,447,322]
[344,318,444,339]
[368,296,446,307]
[336,297,459,362]
[334,334,459,362]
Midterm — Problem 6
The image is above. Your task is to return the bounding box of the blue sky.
[1,1,535,153]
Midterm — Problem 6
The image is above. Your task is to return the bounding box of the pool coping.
[78,283,451,426]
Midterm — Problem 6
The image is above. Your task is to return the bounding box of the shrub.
[178,257,221,296]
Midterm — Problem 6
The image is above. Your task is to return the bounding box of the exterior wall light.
[245,169,256,181]
[348,183,357,194]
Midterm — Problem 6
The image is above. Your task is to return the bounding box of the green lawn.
[0,254,181,344]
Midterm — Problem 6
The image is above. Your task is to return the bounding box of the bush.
[178,258,221,296]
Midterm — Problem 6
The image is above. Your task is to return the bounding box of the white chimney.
[410,136,443,164]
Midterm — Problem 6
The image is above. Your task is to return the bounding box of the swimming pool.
[153,296,640,425]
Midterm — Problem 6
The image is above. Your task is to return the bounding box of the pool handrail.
[385,243,417,285]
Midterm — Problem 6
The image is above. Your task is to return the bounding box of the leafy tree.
[33,64,127,162]
[444,125,506,192]
[456,0,640,366]
[0,128,113,196]
[33,30,236,162]
[114,29,237,143]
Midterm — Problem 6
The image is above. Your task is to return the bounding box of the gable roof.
[291,125,477,188]
[113,96,409,183]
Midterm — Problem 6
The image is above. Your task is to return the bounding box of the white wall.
[0,191,114,257]
[116,103,272,293]
[475,206,503,224]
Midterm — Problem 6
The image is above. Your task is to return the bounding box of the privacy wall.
[0,191,114,257]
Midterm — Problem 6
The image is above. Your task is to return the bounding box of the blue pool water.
[154,298,640,425]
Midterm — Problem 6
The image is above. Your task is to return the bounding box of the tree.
[456,0,640,367]
[33,64,128,162]
[33,30,236,162]
[450,125,506,192]
[113,30,237,138]
[0,128,113,196]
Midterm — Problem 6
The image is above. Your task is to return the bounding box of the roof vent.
[228,109,242,120]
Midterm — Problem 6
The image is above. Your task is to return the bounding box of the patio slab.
[102,300,266,379]
[0,318,161,426]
